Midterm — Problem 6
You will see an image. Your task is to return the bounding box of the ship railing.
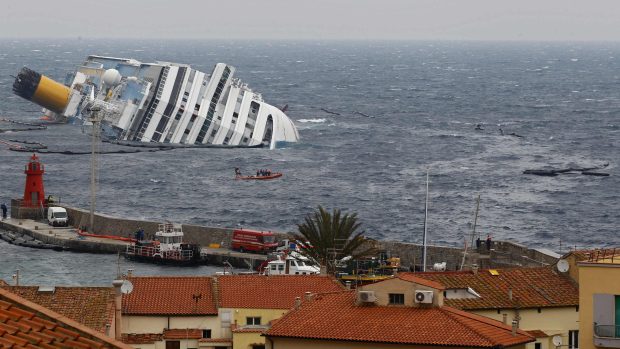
[126,244,193,261]
[161,249,194,261]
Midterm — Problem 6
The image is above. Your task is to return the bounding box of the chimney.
[502,314,508,325]
[508,288,513,301]
[511,320,518,336]
[305,292,312,301]
[471,264,479,275]
[294,297,301,309]
[127,268,134,277]
[345,281,352,290]
[112,280,123,340]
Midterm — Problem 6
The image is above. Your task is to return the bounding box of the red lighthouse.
[22,154,46,207]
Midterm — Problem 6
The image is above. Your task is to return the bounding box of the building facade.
[577,250,620,349]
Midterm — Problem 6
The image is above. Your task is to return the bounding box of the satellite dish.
[120,280,134,294]
[552,335,563,347]
[557,259,570,273]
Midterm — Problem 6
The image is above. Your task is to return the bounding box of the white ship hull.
[14,55,300,148]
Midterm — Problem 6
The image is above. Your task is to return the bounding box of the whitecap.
[31,49,41,52]
[570,58,579,62]
[297,118,326,123]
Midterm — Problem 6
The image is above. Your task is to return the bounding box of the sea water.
[0,39,618,285]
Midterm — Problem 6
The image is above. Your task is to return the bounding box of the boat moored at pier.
[125,223,204,265]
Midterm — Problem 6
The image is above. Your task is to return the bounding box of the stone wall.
[10,199,45,220]
[376,239,559,271]
[58,205,559,269]
[63,205,238,247]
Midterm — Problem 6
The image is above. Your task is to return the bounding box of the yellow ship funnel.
[13,67,71,114]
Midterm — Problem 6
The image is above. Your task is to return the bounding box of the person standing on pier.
[1,203,7,220]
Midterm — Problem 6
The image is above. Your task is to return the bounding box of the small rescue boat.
[236,173,283,180]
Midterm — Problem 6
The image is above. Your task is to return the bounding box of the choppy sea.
[0,39,618,285]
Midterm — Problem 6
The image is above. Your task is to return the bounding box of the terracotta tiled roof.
[122,333,163,344]
[265,291,534,347]
[123,276,217,315]
[397,274,446,290]
[1,286,115,333]
[217,275,343,309]
[163,328,202,339]
[527,330,549,338]
[411,267,579,310]
[0,288,132,348]
[564,248,618,261]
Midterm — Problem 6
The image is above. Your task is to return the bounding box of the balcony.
[594,324,620,348]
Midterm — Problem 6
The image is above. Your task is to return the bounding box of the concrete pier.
[0,218,267,268]
[0,218,126,253]
[0,203,561,271]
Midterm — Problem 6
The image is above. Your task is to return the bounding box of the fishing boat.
[13,56,300,149]
[125,223,205,265]
[235,173,283,180]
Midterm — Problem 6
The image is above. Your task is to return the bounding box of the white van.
[47,207,68,227]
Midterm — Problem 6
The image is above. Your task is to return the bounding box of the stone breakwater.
[6,203,560,270]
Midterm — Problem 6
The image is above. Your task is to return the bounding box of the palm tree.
[293,206,378,274]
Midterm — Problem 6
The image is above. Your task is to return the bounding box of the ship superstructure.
[13,55,299,148]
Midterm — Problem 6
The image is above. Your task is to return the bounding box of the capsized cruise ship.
[12,55,300,148]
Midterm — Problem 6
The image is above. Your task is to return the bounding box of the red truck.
[231,229,278,254]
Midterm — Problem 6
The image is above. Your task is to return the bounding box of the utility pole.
[422,168,429,272]
[88,106,101,234]
[470,194,481,247]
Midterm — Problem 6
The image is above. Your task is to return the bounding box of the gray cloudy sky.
[1,0,619,41]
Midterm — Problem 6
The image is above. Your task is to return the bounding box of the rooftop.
[1,285,115,333]
[563,248,619,262]
[573,248,620,265]
[0,288,131,348]
[265,291,534,347]
[411,267,579,310]
[397,273,446,290]
[163,328,202,340]
[123,276,217,315]
[121,275,343,315]
[217,275,343,309]
[122,333,162,344]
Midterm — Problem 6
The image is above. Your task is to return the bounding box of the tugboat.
[125,223,204,265]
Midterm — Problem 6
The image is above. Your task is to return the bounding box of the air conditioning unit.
[357,290,377,303]
[414,290,434,304]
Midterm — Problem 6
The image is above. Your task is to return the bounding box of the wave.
[297,118,326,123]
